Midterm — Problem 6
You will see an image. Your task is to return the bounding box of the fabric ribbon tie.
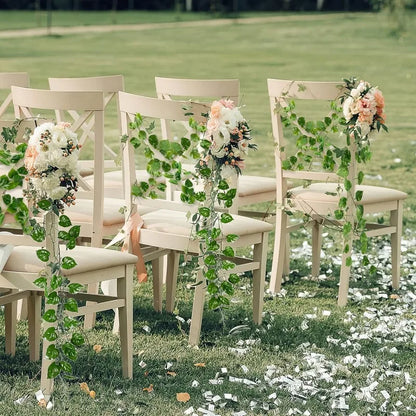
[105,211,147,282]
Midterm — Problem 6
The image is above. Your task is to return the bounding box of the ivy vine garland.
[0,119,85,380]
[124,99,256,310]
[278,77,387,268]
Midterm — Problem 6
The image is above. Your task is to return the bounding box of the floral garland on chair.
[24,121,85,380]
[125,99,256,311]
[280,77,387,270]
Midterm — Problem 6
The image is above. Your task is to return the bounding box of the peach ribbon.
[105,211,147,283]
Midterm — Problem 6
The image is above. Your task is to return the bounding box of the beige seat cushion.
[4,245,137,276]
[142,209,273,237]
[66,198,154,226]
[291,183,407,204]
[238,175,275,197]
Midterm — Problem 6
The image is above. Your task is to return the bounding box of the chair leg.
[188,258,205,346]
[390,200,403,290]
[311,220,322,278]
[269,210,288,293]
[83,282,99,330]
[17,297,28,321]
[283,234,290,276]
[28,291,42,361]
[118,265,133,379]
[338,234,353,307]
[165,251,180,313]
[152,257,164,313]
[252,232,268,325]
[4,292,17,356]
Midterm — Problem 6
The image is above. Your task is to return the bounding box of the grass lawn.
[0,11,416,415]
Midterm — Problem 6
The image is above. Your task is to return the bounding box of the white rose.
[343,97,354,121]
[49,187,66,200]
[220,164,236,179]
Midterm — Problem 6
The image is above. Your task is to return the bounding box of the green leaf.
[46,291,60,305]
[355,190,363,201]
[334,210,344,220]
[68,225,81,238]
[62,342,77,361]
[357,171,364,185]
[60,361,72,373]
[58,230,70,240]
[198,207,211,218]
[68,283,84,294]
[63,316,79,329]
[37,199,52,211]
[64,297,78,313]
[47,362,61,379]
[204,268,217,280]
[207,282,219,295]
[71,332,85,347]
[211,228,221,239]
[344,179,352,191]
[36,248,50,262]
[50,274,63,290]
[208,297,221,310]
[220,213,233,224]
[34,276,48,289]
[44,327,58,342]
[345,256,352,267]
[336,166,349,178]
[2,194,11,205]
[218,180,229,190]
[222,260,235,270]
[360,232,368,254]
[356,205,364,220]
[339,197,347,209]
[204,254,216,266]
[342,222,352,237]
[226,234,238,243]
[43,309,57,323]
[59,215,72,227]
[228,273,240,284]
[46,344,59,359]
[62,256,77,270]
[222,246,235,257]
[218,295,230,306]
[221,281,234,295]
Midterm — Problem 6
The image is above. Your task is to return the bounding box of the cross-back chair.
[155,76,276,216]
[267,78,407,305]
[119,91,273,345]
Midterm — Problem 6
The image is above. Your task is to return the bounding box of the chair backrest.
[155,77,239,138]
[0,72,29,119]
[48,75,124,173]
[118,91,208,213]
[267,79,345,205]
[11,86,106,246]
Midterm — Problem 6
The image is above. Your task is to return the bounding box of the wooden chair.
[119,91,273,345]
[0,211,136,399]
[155,76,276,216]
[0,72,29,120]
[267,78,407,305]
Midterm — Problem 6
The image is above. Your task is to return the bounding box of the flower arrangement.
[201,99,256,178]
[342,78,387,139]
[24,122,80,211]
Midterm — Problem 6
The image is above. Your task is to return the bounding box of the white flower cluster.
[203,99,254,178]
[342,80,385,138]
[25,122,80,205]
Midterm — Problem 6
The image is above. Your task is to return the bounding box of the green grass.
[1,12,416,415]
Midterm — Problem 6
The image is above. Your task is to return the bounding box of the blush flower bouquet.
[202,99,256,178]
[24,122,80,211]
[342,78,387,138]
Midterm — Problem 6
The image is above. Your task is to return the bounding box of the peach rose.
[374,90,385,109]
[210,101,223,119]
[25,145,39,172]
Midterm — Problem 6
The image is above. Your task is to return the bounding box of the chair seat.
[4,245,137,275]
[142,209,273,237]
[66,198,153,226]
[289,183,407,215]
[238,175,275,197]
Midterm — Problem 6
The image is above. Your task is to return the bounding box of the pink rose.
[219,99,235,109]
[25,145,39,172]
[210,101,223,119]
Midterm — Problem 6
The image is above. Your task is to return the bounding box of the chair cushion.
[238,175,275,197]
[4,245,137,276]
[142,209,273,237]
[66,198,153,226]
[290,183,407,209]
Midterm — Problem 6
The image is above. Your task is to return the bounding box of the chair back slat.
[0,72,29,119]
